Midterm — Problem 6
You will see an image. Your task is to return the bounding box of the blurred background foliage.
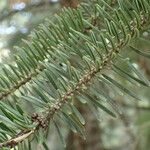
[0,0,150,150]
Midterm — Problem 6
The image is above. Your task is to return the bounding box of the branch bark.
[60,0,79,8]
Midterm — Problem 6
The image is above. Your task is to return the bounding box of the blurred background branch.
[0,0,59,22]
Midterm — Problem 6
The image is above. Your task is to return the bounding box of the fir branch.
[0,0,117,101]
[0,1,105,101]
[44,12,148,124]
[2,10,148,150]
[0,0,150,148]
[0,64,45,100]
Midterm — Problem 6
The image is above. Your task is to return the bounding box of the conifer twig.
[0,130,35,148]
[0,1,149,148]
[44,13,147,124]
